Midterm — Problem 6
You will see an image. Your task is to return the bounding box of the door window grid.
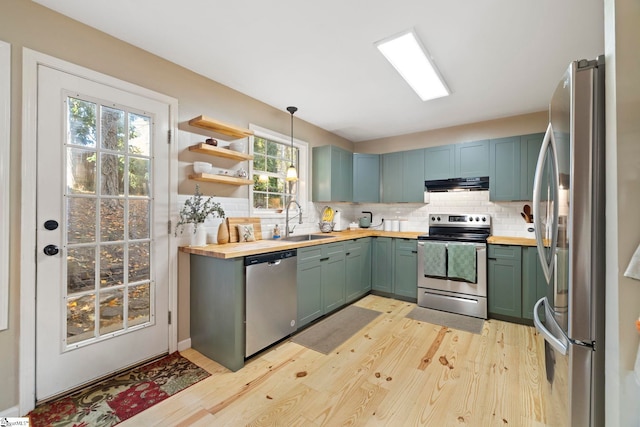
[64,94,154,349]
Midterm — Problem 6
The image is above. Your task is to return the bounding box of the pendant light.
[286,106,298,182]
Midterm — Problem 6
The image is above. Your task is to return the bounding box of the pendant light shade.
[286,106,298,182]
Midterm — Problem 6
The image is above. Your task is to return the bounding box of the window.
[249,125,308,216]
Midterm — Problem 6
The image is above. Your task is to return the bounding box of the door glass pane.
[129,113,150,156]
[128,157,149,196]
[66,147,96,194]
[65,94,154,348]
[129,199,150,239]
[100,244,124,288]
[99,289,123,335]
[101,106,125,151]
[67,247,95,294]
[100,199,124,241]
[67,197,96,244]
[128,242,150,283]
[68,98,96,148]
[128,284,150,327]
[67,294,95,345]
[101,153,124,196]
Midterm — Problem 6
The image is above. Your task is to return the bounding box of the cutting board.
[226,217,263,243]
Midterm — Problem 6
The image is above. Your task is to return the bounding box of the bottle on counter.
[273,224,281,240]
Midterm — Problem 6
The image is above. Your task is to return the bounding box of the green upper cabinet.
[520,133,544,201]
[381,152,403,203]
[424,140,488,180]
[353,154,380,203]
[489,136,521,201]
[381,149,425,203]
[455,139,490,177]
[489,133,543,201]
[424,145,455,180]
[312,145,353,202]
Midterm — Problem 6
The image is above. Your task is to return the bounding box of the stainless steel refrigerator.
[532,55,605,427]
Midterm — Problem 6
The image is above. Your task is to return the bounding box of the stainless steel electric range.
[417,213,491,319]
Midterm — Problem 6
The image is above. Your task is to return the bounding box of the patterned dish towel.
[447,242,477,283]
[424,242,447,277]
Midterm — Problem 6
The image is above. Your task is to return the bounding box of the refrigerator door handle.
[532,122,560,284]
[533,297,568,355]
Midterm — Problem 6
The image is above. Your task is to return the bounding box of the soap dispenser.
[273,224,281,239]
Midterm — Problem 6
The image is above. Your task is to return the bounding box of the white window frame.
[0,40,9,331]
[249,124,308,218]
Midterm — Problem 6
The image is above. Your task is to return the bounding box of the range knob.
[436,216,441,221]
[482,217,487,222]
[431,216,436,221]
[475,217,480,221]
[468,217,473,221]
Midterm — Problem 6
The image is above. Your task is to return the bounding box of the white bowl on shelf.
[193,161,213,174]
[229,141,246,153]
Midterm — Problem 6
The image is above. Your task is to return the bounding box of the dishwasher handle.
[267,260,282,267]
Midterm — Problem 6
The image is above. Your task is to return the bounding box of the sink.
[282,234,334,242]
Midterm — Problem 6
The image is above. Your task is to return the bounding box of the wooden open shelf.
[189,173,253,186]
[188,143,253,161]
[188,115,254,139]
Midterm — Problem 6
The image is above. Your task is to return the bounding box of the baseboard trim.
[0,405,20,417]
[178,338,191,352]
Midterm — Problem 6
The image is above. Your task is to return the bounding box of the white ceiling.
[34,0,604,142]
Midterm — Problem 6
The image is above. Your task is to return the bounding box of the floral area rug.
[28,352,210,427]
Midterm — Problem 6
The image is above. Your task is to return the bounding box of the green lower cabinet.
[371,237,393,293]
[393,239,417,301]
[488,245,522,319]
[522,246,548,320]
[297,246,324,328]
[190,255,245,371]
[321,243,346,313]
[345,238,372,303]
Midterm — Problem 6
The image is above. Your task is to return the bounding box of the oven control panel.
[429,213,491,227]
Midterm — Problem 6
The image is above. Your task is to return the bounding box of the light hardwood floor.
[121,295,552,426]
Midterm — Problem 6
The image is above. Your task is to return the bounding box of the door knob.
[43,245,59,256]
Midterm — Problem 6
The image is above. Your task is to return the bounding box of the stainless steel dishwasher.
[245,249,297,357]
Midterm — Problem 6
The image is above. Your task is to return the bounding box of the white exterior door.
[36,65,170,401]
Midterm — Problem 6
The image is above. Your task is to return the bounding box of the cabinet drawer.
[297,246,322,264]
[488,244,521,260]
[395,238,417,252]
[322,242,345,258]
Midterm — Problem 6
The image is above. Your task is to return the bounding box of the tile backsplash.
[319,191,534,238]
[178,191,535,242]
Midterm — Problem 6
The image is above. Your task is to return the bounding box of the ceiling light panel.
[376,30,450,101]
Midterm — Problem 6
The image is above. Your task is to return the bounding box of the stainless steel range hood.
[424,176,490,192]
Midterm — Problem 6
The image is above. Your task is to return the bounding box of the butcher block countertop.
[180,229,423,259]
[487,236,538,246]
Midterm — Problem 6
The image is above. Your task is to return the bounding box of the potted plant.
[175,184,225,246]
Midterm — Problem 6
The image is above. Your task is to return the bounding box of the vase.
[217,221,230,244]
[191,224,207,247]
[204,217,223,244]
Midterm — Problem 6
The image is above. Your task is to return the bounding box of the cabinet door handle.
[487,257,497,260]
[345,252,351,256]
[411,250,418,254]
[320,257,330,262]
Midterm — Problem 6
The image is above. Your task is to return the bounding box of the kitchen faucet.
[285,198,302,237]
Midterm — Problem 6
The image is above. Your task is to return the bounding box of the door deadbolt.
[43,245,59,256]
[44,220,59,230]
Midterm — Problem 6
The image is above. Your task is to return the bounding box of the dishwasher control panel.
[244,249,297,266]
